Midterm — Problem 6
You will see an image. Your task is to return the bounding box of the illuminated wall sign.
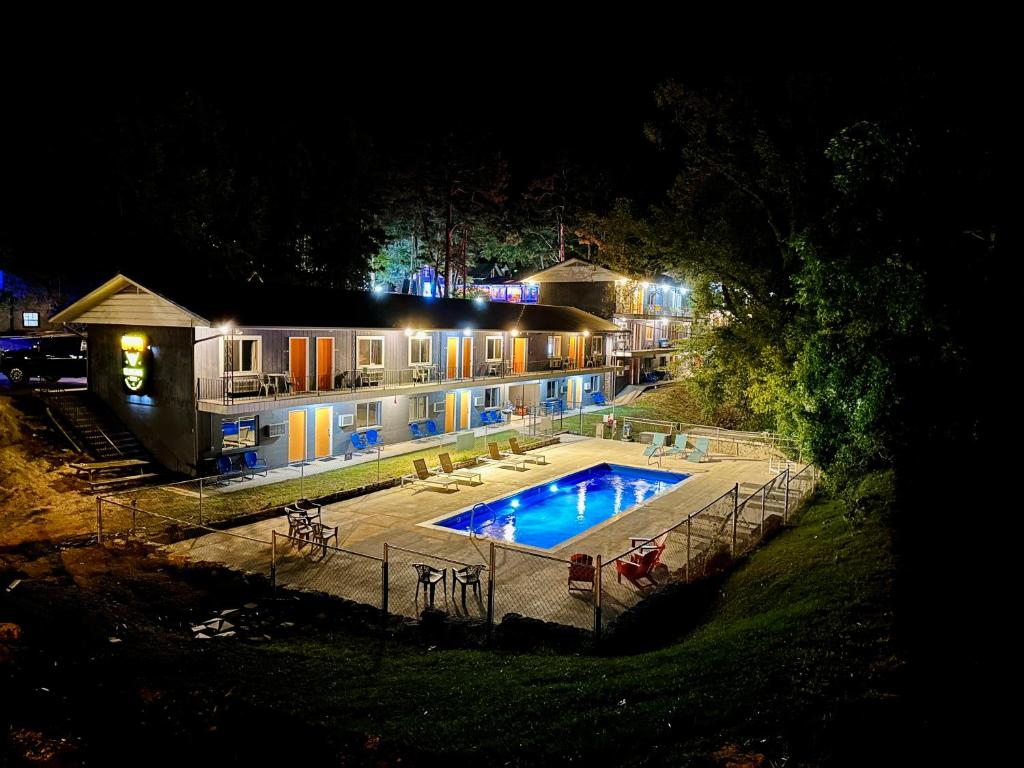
[121,333,148,393]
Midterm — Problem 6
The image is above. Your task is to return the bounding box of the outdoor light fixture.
[549,484,559,493]
[510,499,520,509]
[372,284,384,295]
[217,323,232,334]
[510,328,519,336]
[404,328,414,337]
[473,296,485,306]
[582,329,590,337]
[463,328,472,337]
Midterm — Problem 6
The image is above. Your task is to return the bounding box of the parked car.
[0,335,87,384]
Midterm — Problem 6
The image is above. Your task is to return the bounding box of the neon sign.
[121,334,148,392]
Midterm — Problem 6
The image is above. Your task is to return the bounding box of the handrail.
[468,502,496,541]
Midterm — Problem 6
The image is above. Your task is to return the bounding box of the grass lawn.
[202,480,899,764]
[124,430,522,526]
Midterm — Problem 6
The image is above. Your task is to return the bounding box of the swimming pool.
[433,463,689,549]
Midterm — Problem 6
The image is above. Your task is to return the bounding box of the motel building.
[51,274,619,476]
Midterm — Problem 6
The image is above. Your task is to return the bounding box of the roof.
[51,273,619,333]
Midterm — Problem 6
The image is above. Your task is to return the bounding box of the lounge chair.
[686,436,710,463]
[568,553,596,592]
[242,450,268,477]
[629,534,667,565]
[437,452,483,485]
[401,458,459,491]
[591,392,607,406]
[425,420,440,438]
[614,549,660,590]
[364,428,384,448]
[477,441,526,470]
[664,434,689,459]
[503,436,546,464]
[410,422,427,440]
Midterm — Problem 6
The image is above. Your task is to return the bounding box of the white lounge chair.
[437,452,483,485]
[477,441,526,471]
[502,437,546,465]
[401,458,460,491]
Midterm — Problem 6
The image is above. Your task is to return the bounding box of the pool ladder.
[469,502,497,540]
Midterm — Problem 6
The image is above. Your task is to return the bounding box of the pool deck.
[168,437,791,627]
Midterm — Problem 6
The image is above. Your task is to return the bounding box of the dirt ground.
[0,386,96,548]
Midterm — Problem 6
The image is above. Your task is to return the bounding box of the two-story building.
[51,274,618,475]
[473,258,693,386]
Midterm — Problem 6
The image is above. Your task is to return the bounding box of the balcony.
[610,338,688,356]
[196,359,619,412]
[613,305,692,320]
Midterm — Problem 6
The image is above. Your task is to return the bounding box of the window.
[357,336,384,368]
[22,312,39,327]
[409,395,427,421]
[547,335,562,358]
[589,375,601,392]
[222,416,257,449]
[591,335,603,355]
[408,336,431,365]
[486,336,503,361]
[356,401,382,428]
[644,325,654,342]
[484,386,501,408]
[545,380,558,399]
[223,336,261,373]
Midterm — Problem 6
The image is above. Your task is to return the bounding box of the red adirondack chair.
[615,549,660,589]
[568,553,596,592]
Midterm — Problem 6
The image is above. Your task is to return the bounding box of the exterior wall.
[87,324,197,474]
[0,271,59,333]
[537,282,615,319]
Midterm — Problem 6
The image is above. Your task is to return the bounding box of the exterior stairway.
[40,388,150,461]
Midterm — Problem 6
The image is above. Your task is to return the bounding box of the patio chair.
[686,436,710,463]
[216,455,244,483]
[295,498,323,520]
[242,450,268,477]
[479,410,492,426]
[477,441,526,471]
[412,563,446,607]
[591,391,607,406]
[489,410,503,425]
[350,432,371,453]
[451,564,486,607]
[307,521,339,555]
[364,428,384,448]
[629,534,668,565]
[664,434,689,459]
[425,420,440,438]
[614,549,660,590]
[568,553,596,592]
[410,422,427,440]
[285,507,314,543]
[437,452,483,485]
[402,458,459,491]
[503,437,546,465]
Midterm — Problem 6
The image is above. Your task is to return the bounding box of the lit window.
[547,335,562,358]
[486,336,503,361]
[223,337,261,373]
[484,386,501,408]
[357,336,384,368]
[409,337,431,365]
[22,312,39,327]
[591,335,603,355]
[357,401,382,428]
[408,395,427,421]
[222,416,257,449]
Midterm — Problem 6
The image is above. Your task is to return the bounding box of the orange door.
[459,389,470,429]
[447,338,459,379]
[288,409,307,463]
[316,338,333,390]
[567,336,578,369]
[512,338,527,373]
[289,338,308,392]
[444,392,456,432]
[461,338,472,378]
[576,336,585,368]
[314,406,332,458]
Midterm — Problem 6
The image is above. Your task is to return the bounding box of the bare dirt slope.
[0,388,95,548]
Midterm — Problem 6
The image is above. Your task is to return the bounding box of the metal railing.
[197,360,614,405]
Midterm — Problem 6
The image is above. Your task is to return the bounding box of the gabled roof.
[51,273,619,333]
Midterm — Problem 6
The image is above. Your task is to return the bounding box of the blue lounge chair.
[664,434,689,459]
[364,428,384,448]
[242,450,268,477]
[425,420,440,438]
[410,422,426,440]
[686,436,710,463]
[591,392,607,406]
[643,433,668,466]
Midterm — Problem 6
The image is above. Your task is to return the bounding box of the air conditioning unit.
[433,401,445,413]
[473,396,484,406]
[338,413,353,427]
[263,422,286,438]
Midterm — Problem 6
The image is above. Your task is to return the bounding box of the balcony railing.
[614,305,692,319]
[197,358,614,405]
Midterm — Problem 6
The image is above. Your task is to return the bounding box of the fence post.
[784,468,791,523]
[760,485,766,537]
[270,531,277,594]
[486,541,495,630]
[594,554,602,641]
[732,483,739,555]
[96,497,104,544]
[685,517,691,583]
[198,477,203,526]
[382,543,389,623]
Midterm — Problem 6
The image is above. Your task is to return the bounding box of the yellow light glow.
[463,328,472,337]
[582,330,590,337]
[404,328,415,337]
[510,328,519,336]
[121,334,146,351]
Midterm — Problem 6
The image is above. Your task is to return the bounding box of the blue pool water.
[434,463,689,549]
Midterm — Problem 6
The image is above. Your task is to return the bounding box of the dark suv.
[0,335,88,384]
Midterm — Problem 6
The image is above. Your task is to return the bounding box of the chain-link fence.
[384,544,488,620]
[491,543,594,632]
[785,464,819,516]
[271,531,384,609]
